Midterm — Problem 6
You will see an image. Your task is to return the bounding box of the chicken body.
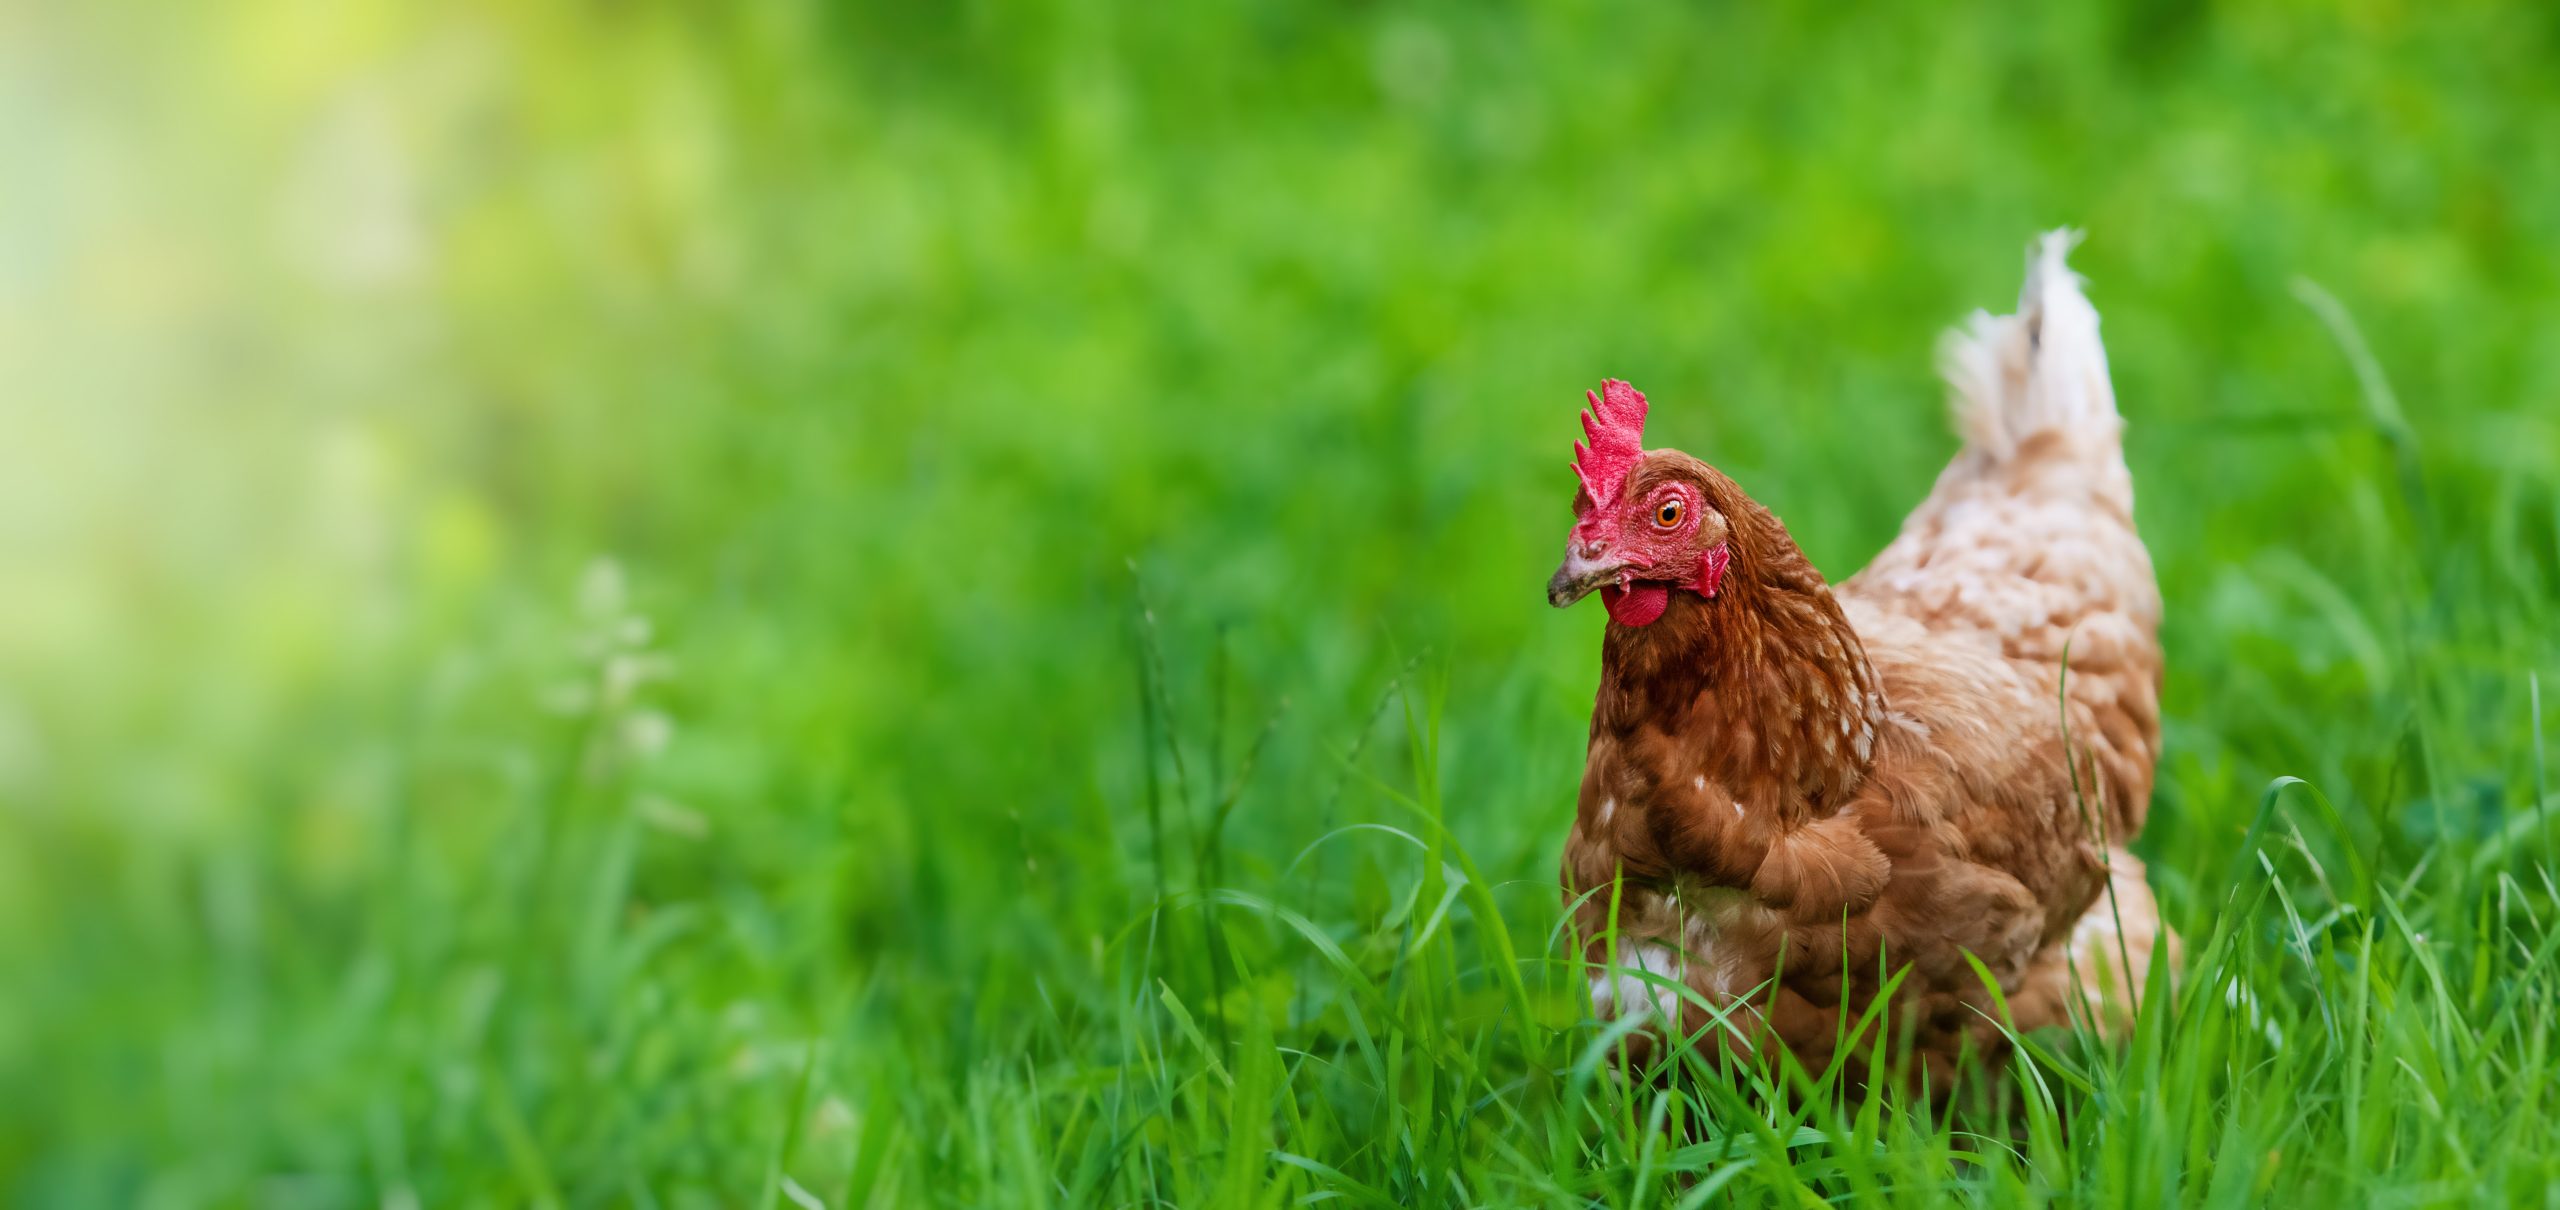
[1555,235,2169,1085]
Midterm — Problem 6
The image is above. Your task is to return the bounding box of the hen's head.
[1545,380,1735,627]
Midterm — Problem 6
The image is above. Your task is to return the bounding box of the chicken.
[1546,233,2170,1087]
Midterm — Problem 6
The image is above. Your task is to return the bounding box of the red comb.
[1571,379,1649,508]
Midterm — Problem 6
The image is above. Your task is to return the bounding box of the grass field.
[8,1,2560,1205]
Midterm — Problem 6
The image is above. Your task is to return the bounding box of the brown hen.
[1547,233,2170,1088]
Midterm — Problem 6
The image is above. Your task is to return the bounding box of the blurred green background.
[7,0,2560,1204]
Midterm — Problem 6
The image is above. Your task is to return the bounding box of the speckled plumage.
[1554,234,2172,1087]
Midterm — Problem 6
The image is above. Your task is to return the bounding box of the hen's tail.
[1940,230,2123,465]
[1843,227,2157,663]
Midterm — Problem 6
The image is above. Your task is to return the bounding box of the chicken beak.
[1547,549,1629,608]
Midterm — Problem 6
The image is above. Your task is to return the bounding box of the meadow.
[7,1,2560,1205]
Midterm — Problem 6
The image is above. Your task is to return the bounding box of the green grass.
[7,0,2560,1204]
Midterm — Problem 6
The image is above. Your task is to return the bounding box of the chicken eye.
[1654,498,1684,529]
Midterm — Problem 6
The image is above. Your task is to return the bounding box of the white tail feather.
[1939,230,2121,462]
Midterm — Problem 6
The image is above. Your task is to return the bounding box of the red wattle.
[1601,582,1670,627]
